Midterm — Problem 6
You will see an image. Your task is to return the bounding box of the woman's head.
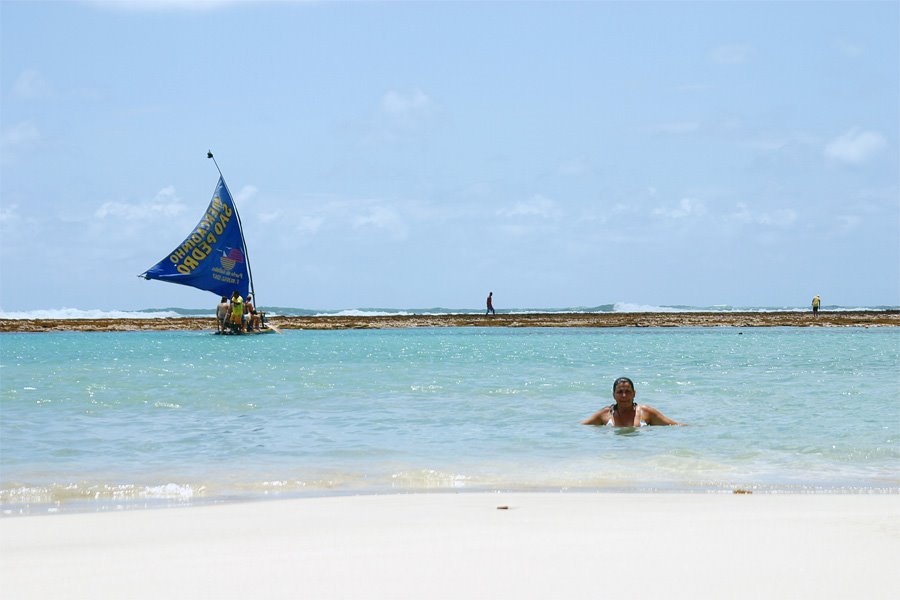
[612,377,634,393]
[612,377,636,404]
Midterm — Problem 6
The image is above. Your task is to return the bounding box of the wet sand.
[1,311,897,332]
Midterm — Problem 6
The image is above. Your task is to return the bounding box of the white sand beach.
[1,493,897,599]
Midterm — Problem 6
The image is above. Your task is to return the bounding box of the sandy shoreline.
[1,492,897,599]
[1,310,898,332]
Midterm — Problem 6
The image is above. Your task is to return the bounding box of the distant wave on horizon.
[1,304,897,320]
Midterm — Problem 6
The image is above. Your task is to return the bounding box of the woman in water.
[582,377,682,426]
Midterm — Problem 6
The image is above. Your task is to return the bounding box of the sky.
[1,0,898,311]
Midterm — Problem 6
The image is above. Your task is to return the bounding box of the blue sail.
[141,177,250,299]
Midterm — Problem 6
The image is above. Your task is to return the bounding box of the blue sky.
[1,0,897,311]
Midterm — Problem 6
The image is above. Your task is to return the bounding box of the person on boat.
[216,296,229,333]
[242,295,251,332]
[229,291,244,334]
[251,298,261,331]
[486,292,495,315]
[244,294,260,332]
[582,377,682,426]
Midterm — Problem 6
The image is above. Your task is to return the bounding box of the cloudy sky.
[1,0,897,311]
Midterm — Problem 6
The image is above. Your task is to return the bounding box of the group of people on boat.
[216,291,262,334]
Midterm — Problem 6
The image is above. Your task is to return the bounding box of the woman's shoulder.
[581,405,613,425]
[639,404,682,426]
[638,404,664,418]
[581,406,610,425]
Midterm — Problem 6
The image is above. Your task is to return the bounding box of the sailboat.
[140,152,278,334]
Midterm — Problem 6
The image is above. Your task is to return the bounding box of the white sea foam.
[613,302,684,313]
[0,308,186,320]
[1,305,893,320]
[314,309,415,317]
[144,483,195,500]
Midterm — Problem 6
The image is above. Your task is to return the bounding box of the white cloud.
[558,157,590,176]
[94,186,186,220]
[497,195,560,219]
[235,185,258,206]
[367,89,435,143]
[0,202,37,241]
[381,89,432,118]
[85,0,241,11]
[12,69,53,99]
[353,205,408,240]
[611,202,638,215]
[656,121,700,135]
[836,215,862,231]
[711,44,753,64]
[496,224,533,237]
[747,130,819,152]
[835,40,864,57]
[674,83,713,93]
[0,121,41,164]
[0,203,19,224]
[1,121,41,148]
[727,203,797,229]
[652,197,706,219]
[756,208,798,227]
[824,128,887,165]
[727,203,754,224]
[296,215,324,234]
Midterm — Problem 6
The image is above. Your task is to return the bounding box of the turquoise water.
[1,327,898,513]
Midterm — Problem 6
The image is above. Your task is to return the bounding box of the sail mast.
[207,151,257,305]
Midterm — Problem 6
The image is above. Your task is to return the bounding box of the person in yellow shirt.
[812,295,821,316]
[230,291,244,333]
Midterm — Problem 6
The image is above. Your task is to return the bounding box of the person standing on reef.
[486,292,496,316]
[216,296,229,333]
[230,291,244,334]
[812,295,821,316]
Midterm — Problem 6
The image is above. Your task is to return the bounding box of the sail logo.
[142,175,251,297]
[220,248,245,271]
[166,196,234,274]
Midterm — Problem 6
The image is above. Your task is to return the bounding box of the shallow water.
[1,327,897,513]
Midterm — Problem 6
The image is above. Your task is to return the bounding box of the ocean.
[1,323,898,515]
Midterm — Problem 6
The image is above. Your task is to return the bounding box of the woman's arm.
[642,405,683,426]
[581,406,611,425]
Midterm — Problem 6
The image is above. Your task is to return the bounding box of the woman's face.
[613,381,635,404]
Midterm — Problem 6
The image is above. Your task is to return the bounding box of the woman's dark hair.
[612,377,635,392]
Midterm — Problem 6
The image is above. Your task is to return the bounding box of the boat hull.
[214,327,278,336]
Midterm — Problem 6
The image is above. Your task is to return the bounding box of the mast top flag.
[140,152,256,301]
